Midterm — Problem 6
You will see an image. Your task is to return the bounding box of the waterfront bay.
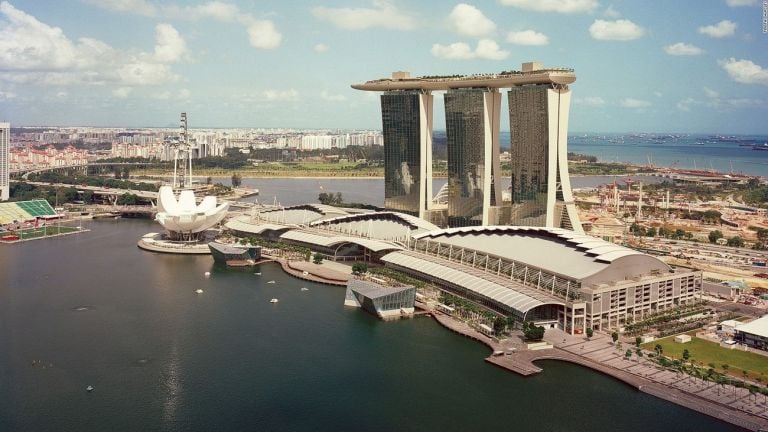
[0,219,740,431]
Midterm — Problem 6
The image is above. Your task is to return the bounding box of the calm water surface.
[0,220,741,431]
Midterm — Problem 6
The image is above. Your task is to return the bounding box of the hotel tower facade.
[353,62,582,233]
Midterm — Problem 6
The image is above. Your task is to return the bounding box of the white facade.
[0,122,9,201]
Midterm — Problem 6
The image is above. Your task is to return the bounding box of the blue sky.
[0,0,766,133]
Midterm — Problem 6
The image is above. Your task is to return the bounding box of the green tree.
[635,336,642,348]
[206,176,213,185]
[121,166,130,179]
[646,227,657,237]
[586,327,594,339]
[351,262,368,274]
[709,230,724,244]
[493,316,506,335]
[625,349,632,361]
[682,349,690,361]
[312,252,323,264]
[506,316,516,331]
[654,344,663,356]
[523,321,545,341]
[727,236,745,248]
[611,331,619,344]
[231,173,242,188]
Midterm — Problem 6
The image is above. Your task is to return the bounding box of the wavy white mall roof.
[382,251,564,313]
[279,230,402,253]
[413,226,670,283]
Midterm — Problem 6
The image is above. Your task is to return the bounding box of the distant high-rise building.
[380,90,433,217]
[444,88,501,227]
[0,122,9,201]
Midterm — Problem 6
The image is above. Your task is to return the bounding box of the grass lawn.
[643,334,768,380]
[12,225,80,240]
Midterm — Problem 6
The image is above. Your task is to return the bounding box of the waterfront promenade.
[429,310,768,431]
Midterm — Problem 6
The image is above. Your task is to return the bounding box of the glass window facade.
[381,92,422,216]
[445,89,486,227]
[506,85,549,227]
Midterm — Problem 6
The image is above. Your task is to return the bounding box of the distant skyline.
[0,0,767,133]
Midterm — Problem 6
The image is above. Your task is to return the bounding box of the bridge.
[15,162,155,180]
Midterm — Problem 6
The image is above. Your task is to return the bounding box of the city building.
[734,315,768,351]
[444,88,501,226]
[225,203,700,334]
[380,89,433,218]
[352,62,582,232]
[0,122,8,201]
[344,279,415,320]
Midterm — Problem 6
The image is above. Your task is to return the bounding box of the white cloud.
[321,90,347,102]
[726,0,756,6]
[475,39,508,60]
[698,20,737,38]
[0,2,178,87]
[448,4,495,38]
[314,43,329,53]
[620,98,651,108]
[431,42,475,59]
[431,39,508,60]
[178,88,190,99]
[703,87,719,98]
[506,30,549,45]
[0,90,16,99]
[117,61,176,85]
[589,19,645,41]
[574,96,606,106]
[653,91,663,98]
[56,91,67,98]
[676,98,696,111]
[312,1,416,31]
[499,0,598,13]
[85,1,282,51]
[113,87,133,98]
[154,24,187,63]
[728,98,765,108]
[263,88,298,101]
[84,0,157,16]
[247,20,282,49]
[663,42,704,56]
[719,58,768,85]
[603,5,621,18]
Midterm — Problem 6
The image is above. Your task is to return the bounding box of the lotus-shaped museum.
[155,186,229,240]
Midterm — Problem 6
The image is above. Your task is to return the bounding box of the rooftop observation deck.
[351,63,575,91]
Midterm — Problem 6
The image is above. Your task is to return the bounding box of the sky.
[0,0,766,133]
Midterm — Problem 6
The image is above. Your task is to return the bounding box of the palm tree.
[654,344,663,356]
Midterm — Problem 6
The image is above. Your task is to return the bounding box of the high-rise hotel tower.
[352,62,582,233]
[0,122,9,201]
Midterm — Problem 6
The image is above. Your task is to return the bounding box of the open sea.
[0,219,742,431]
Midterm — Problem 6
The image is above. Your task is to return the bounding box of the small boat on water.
[753,143,768,151]
[195,289,204,294]
[254,272,262,276]
[86,385,94,392]
[270,298,279,303]
[267,280,276,284]
[300,287,309,292]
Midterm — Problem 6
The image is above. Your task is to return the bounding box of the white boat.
[86,385,94,392]
[300,287,309,292]
[254,272,262,276]
[195,289,204,294]
[204,271,211,277]
[270,298,279,303]
[267,280,275,284]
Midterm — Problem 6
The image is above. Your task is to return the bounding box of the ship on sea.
[208,242,262,266]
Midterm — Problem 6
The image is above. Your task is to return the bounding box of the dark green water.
[0,220,741,431]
